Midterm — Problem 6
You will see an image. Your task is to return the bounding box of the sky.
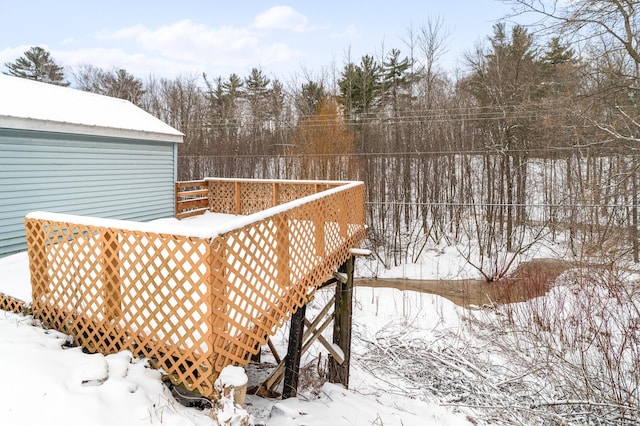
[0,0,517,84]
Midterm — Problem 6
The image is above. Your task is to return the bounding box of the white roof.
[0,74,183,143]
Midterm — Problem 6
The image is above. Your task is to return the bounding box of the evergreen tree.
[223,73,244,101]
[465,23,539,108]
[338,55,382,117]
[539,37,580,97]
[541,37,575,67]
[296,80,326,118]
[203,73,244,153]
[382,49,412,150]
[4,46,69,86]
[244,68,271,153]
[244,68,271,119]
[382,49,412,112]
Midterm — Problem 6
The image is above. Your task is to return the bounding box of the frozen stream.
[356,258,570,307]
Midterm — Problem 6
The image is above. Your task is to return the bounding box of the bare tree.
[143,74,206,175]
[73,65,144,105]
[506,0,639,64]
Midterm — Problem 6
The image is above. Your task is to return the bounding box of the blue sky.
[0,1,516,82]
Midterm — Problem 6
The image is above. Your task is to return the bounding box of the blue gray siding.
[0,128,177,257]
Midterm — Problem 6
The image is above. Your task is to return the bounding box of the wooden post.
[272,182,279,207]
[24,218,51,311]
[174,182,179,218]
[282,304,306,399]
[235,181,241,215]
[338,192,348,239]
[208,179,215,212]
[101,229,122,321]
[315,201,325,257]
[328,256,354,387]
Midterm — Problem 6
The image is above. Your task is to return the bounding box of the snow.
[0,210,473,425]
[258,382,467,426]
[0,287,473,426]
[25,210,242,240]
[0,74,183,142]
[0,251,30,303]
[0,311,215,426]
[361,245,482,280]
[217,365,249,388]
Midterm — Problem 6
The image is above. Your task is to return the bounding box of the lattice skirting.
[0,292,26,314]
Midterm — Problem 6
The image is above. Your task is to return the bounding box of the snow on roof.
[0,74,183,143]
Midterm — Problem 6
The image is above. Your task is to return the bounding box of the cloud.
[331,24,360,40]
[2,16,315,80]
[253,6,310,32]
[134,19,303,68]
[131,19,260,62]
[51,19,306,78]
[51,47,175,77]
[98,24,148,40]
[0,45,38,65]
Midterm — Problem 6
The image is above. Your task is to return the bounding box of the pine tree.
[296,80,326,118]
[4,46,69,86]
[244,68,271,153]
[338,55,382,117]
[244,68,270,116]
[203,73,244,153]
[382,49,412,150]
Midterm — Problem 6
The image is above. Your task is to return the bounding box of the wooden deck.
[24,178,366,399]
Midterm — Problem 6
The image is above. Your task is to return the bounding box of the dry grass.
[351,262,640,425]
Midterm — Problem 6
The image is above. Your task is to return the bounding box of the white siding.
[0,129,177,257]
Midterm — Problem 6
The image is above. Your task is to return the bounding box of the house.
[0,74,183,257]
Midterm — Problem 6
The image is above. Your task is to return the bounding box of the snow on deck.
[0,211,241,305]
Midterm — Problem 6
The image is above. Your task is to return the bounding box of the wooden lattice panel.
[198,178,345,217]
[279,183,316,204]
[25,179,366,399]
[0,292,25,314]
[208,180,236,214]
[24,219,218,395]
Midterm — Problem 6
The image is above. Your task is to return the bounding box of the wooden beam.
[267,337,281,364]
[260,309,335,392]
[260,295,335,392]
[282,304,306,399]
[333,271,348,284]
[349,247,372,257]
[303,318,344,364]
[328,257,354,387]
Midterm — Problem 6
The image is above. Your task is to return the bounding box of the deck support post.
[282,303,306,398]
[328,256,354,387]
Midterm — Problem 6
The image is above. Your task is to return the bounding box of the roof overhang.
[0,115,184,143]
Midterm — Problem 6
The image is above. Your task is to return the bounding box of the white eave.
[0,74,183,143]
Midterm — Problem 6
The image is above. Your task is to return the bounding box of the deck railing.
[175,178,346,219]
[24,178,366,398]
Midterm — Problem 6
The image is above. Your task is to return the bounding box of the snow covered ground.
[3,211,637,424]
[0,253,472,425]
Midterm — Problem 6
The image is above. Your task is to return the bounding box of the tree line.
[4,0,639,277]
